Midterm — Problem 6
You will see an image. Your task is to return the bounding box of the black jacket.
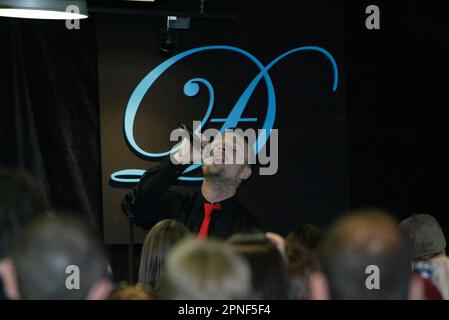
[122,157,261,239]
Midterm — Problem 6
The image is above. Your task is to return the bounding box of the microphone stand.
[122,188,135,283]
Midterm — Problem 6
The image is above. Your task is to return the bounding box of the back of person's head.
[0,169,47,260]
[286,225,322,256]
[285,225,323,299]
[399,213,446,260]
[159,238,252,300]
[288,251,320,300]
[286,224,322,266]
[12,213,111,300]
[108,283,153,300]
[138,219,190,293]
[229,232,294,300]
[311,209,414,300]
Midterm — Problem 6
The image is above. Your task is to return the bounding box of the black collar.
[194,192,238,211]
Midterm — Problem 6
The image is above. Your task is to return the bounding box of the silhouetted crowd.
[0,168,448,300]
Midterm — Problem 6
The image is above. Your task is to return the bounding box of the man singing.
[122,128,261,239]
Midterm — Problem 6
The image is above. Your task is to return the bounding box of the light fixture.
[158,16,191,56]
[159,27,177,56]
[0,0,88,20]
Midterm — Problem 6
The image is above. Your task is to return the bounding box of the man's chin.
[203,164,224,177]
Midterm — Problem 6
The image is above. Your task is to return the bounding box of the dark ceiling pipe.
[87,6,236,20]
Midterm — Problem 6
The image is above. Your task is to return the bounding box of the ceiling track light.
[158,16,191,56]
[0,0,88,20]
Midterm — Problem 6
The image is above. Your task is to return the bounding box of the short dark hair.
[229,232,295,300]
[138,219,190,293]
[0,169,48,259]
[12,214,110,300]
[319,209,412,300]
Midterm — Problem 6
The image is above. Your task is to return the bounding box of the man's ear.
[0,258,20,300]
[87,278,112,300]
[239,165,252,181]
[408,274,425,300]
[309,272,330,300]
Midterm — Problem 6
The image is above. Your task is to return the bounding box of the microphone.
[178,122,202,146]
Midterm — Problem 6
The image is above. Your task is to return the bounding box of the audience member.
[138,219,190,294]
[108,282,153,300]
[12,214,111,300]
[309,209,423,300]
[285,224,323,299]
[229,232,295,300]
[159,238,252,299]
[0,169,48,300]
[400,213,449,299]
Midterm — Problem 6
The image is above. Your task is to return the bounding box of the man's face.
[202,133,250,185]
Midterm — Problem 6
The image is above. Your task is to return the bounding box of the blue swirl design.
[110,45,339,185]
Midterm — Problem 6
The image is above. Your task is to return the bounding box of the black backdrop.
[344,0,449,238]
[0,18,102,229]
[1,0,449,276]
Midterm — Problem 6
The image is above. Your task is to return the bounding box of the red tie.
[198,202,221,239]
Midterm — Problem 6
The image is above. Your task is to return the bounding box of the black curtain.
[344,0,449,236]
[0,18,101,229]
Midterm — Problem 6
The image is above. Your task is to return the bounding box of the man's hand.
[171,130,208,165]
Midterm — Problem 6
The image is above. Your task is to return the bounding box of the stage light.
[158,16,190,56]
[0,0,88,20]
[159,27,177,56]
